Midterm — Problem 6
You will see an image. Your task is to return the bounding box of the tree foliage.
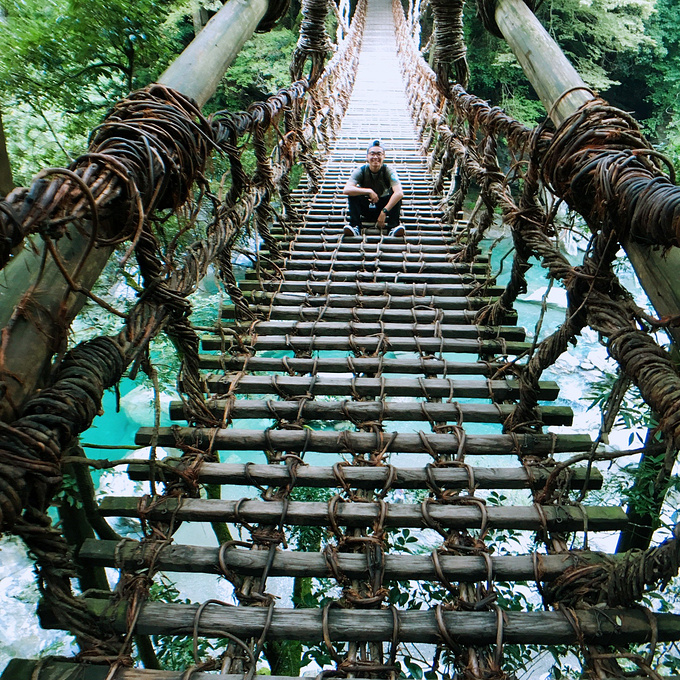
[0,0,193,181]
[0,0,186,109]
[464,0,659,126]
[0,0,300,182]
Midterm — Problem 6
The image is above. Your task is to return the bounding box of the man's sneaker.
[389,225,405,238]
[343,225,360,238]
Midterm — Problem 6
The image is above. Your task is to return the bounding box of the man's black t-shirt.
[349,164,400,198]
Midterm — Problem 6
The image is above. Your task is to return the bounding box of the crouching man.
[342,140,405,238]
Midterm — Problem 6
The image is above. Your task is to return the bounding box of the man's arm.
[376,181,404,227]
[343,178,379,203]
[384,181,404,211]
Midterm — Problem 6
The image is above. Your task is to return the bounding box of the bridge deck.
[8,0,671,678]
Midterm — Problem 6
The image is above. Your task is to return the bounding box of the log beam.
[494,0,680,345]
[126,461,601,490]
[98,496,627,531]
[158,0,268,108]
[0,0,271,421]
[41,600,680,646]
[79,538,595,581]
[136,426,592,454]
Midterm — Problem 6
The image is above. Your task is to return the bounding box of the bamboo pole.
[0,0,270,422]
[494,0,680,345]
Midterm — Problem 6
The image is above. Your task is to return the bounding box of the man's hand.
[376,210,387,227]
[366,189,379,203]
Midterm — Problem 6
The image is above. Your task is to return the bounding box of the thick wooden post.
[0,0,269,422]
[493,0,680,344]
[493,0,680,553]
[160,0,268,107]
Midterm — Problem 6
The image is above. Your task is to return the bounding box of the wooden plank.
[258,271,488,284]
[282,248,476,259]
[297,216,445,226]
[229,305,517,325]
[137,426,591,454]
[168,401,571,425]
[126,462,601,490]
[49,600,680,646]
[201,335,531,354]
[196,355,508,375]
[79,538,596,580]
[274,234,460,246]
[238,281,506,296]
[218,321,526,341]
[246,292,498,309]
[193,375,552,399]
[98,496,626,531]
[280,259,488,274]
[282,246,469,256]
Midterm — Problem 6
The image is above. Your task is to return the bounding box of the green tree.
[216,28,298,112]
[464,0,656,126]
[0,0,187,111]
[0,0,192,180]
[538,0,655,91]
[634,0,680,164]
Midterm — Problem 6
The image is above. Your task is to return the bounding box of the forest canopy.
[0,0,678,186]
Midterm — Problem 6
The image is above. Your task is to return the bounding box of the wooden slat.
[126,461,601,490]
[273,234,461,246]
[1,661,380,680]
[239,281,506,296]
[99,496,626,531]
[292,217,446,227]
[224,306,516,325]
[261,271,487,284]
[80,539,597,580]
[247,292,498,309]
[194,375,553,399]
[168,401,571,425]
[137,427,591,454]
[219,320,525,341]
[282,247,476,259]
[280,259,488,274]
[201,334,531,354]
[44,600,680,646]
[196,355,508,375]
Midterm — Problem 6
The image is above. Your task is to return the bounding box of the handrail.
[493,0,680,344]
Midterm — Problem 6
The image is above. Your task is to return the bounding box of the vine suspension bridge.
[2,0,680,677]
